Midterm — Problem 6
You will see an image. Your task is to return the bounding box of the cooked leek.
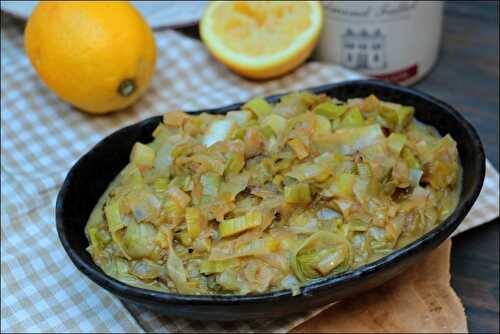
[237,237,279,257]
[291,231,352,282]
[261,114,287,136]
[130,142,155,170]
[105,199,124,233]
[387,133,407,155]
[153,177,169,195]
[87,227,102,257]
[200,173,221,197]
[203,119,236,147]
[226,151,245,174]
[318,124,385,155]
[286,163,330,182]
[185,207,205,239]
[219,211,262,238]
[219,173,249,200]
[284,183,311,204]
[123,222,158,259]
[85,92,460,296]
[321,173,357,199]
[341,107,364,127]
[287,137,309,160]
[227,110,253,126]
[164,110,189,127]
[200,259,238,275]
[312,102,348,120]
[243,97,272,119]
[166,186,191,208]
[394,106,414,132]
[162,199,184,226]
[402,147,421,169]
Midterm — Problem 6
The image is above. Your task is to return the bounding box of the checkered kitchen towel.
[1,13,499,333]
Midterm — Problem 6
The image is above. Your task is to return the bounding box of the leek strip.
[105,199,124,233]
[387,133,407,155]
[111,230,132,260]
[199,259,238,275]
[203,119,236,147]
[153,178,169,195]
[312,102,348,120]
[219,211,262,238]
[164,228,192,294]
[243,97,272,119]
[287,137,309,159]
[262,114,287,135]
[186,207,205,239]
[291,231,352,282]
[130,142,155,169]
[284,183,311,204]
[341,107,364,127]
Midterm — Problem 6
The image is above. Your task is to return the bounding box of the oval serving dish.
[56,80,485,321]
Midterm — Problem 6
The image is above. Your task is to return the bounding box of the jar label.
[315,1,443,85]
[372,64,418,83]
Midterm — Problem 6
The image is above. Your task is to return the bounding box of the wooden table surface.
[178,2,500,332]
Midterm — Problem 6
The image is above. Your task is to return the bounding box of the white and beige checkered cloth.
[1,14,499,333]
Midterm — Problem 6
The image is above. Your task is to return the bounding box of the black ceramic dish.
[56,80,485,321]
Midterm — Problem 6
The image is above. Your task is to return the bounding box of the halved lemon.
[200,1,323,80]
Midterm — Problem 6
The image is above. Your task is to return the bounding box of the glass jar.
[315,1,444,86]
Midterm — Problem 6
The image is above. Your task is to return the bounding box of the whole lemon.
[24,1,157,113]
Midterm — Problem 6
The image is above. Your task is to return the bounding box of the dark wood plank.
[451,221,499,333]
[415,4,499,331]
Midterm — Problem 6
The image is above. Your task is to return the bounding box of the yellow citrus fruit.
[200,1,323,80]
[24,1,156,113]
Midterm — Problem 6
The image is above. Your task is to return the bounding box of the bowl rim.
[56,79,486,305]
